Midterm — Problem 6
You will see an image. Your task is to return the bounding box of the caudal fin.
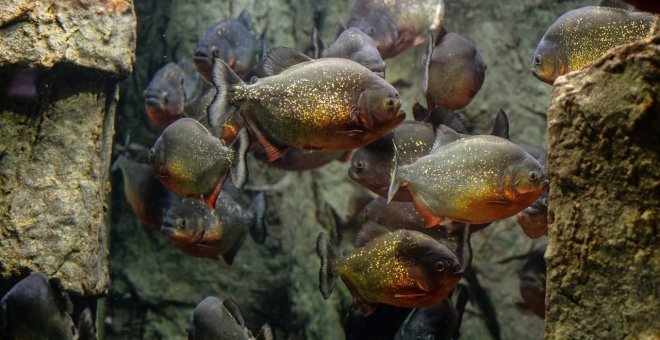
[249,193,267,244]
[386,142,402,204]
[316,232,337,299]
[230,128,249,190]
[209,58,243,134]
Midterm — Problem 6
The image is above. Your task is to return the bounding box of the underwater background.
[107,0,589,338]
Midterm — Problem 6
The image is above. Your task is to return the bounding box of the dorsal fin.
[237,10,252,30]
[333,21,346,37]
[422,34,434,94]
[223,297,246,327]
[263,47,313,76]
[311,27,324,59]
[431,125,463,153]
[355,221,389,248]
[412,102,429,122]
[598,0,634,10]
[489,109,510,140]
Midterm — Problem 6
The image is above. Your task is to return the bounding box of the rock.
[545,33,660,338]
[0,0,136,76]
[0,1,136,297]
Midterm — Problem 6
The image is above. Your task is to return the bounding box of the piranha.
[350,110,509,203]
[143,63,188,128]
[150,118,248,208]
[112,155,179,230]
[312,25,386,77]
[316,224,463,316]
[0,273,96,340]
[517,193,548,239]
[531,0,653,84]
[388,125,548,227]
[194,10,266,82]
[396,285,469,340]
[254,146,350,171]
[423,29,486,110]
[517,243,547,319]
[161,192,267,264]
[346,0,445,58]
[210,47,405,161]
[187,296,273,340]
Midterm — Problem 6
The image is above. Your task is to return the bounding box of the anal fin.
[410,193,443,228]
[249,124,283,162]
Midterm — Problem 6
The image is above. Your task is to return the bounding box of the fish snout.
[160,225,175,237]
[193,50,211,64]
[450,263,464,276]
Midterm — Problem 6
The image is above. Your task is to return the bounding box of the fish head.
[349,13,399,59]
[348,145,393,194]
[143,63,186,127]
[353,48,387,78]
[357,79,406,133]
[149,135,168,179]
[194,18,259,81]
[504,155,548,204]
[403,233,463,294]
[161,198,215,244]
[531,39,566,85]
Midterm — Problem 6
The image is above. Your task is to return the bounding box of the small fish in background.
[187,296,273,340]
[150,118,249,208]
[316,223,463,316]
[423,29,486,111]
[516,243,547,319]
[517,193,548,239]
[0,273,96,340]
[161,192,267,264]
[253,146,351,171]
[143,63,188,128]
[312,25,386,77]
[346,0,445,58]
[531,0,653,84]
[193,10,266,82]
[112,154,179,230]
[395,284,469,340]
[388,125,548,227]
[343,303,412,340]
[210,47,405,162]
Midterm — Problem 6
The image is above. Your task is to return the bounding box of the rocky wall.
[0,0,136,298]
[545,32,660,339]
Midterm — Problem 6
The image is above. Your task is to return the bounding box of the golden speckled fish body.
[552,6,652,71]
[237,59,388,150]
[400,136,536,224]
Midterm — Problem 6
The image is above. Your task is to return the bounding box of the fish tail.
[209,58,244,134]
[230,128,250,190]
[248,192,268,244]
[386,142,402,204]
[316,232,337,299]
[256,323,274,340]
[77,308,96,340]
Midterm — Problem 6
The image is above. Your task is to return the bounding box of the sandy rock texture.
[545,33,660,339]
[0,0,136,297]
[0,0,136,76]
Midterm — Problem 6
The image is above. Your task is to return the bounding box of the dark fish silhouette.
[343,303,412,340]
[517,244,547,319]
[516,193,548,239]
[194,11,266,82]
[187,296,273,340]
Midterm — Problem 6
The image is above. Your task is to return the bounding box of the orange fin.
[410,193,443,228]
[249,124,283,162]
[205,173,228,209]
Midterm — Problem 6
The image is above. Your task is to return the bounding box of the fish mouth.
[193,52,211,64]
[160,225,175,237]
[541,179,550,190]
[144,96,162,107]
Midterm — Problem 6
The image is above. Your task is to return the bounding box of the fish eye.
[354,160,365,169]
[435,261,446,272]
[534,55,542,66]
[149,148,156,159]
[528,170,540,182]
